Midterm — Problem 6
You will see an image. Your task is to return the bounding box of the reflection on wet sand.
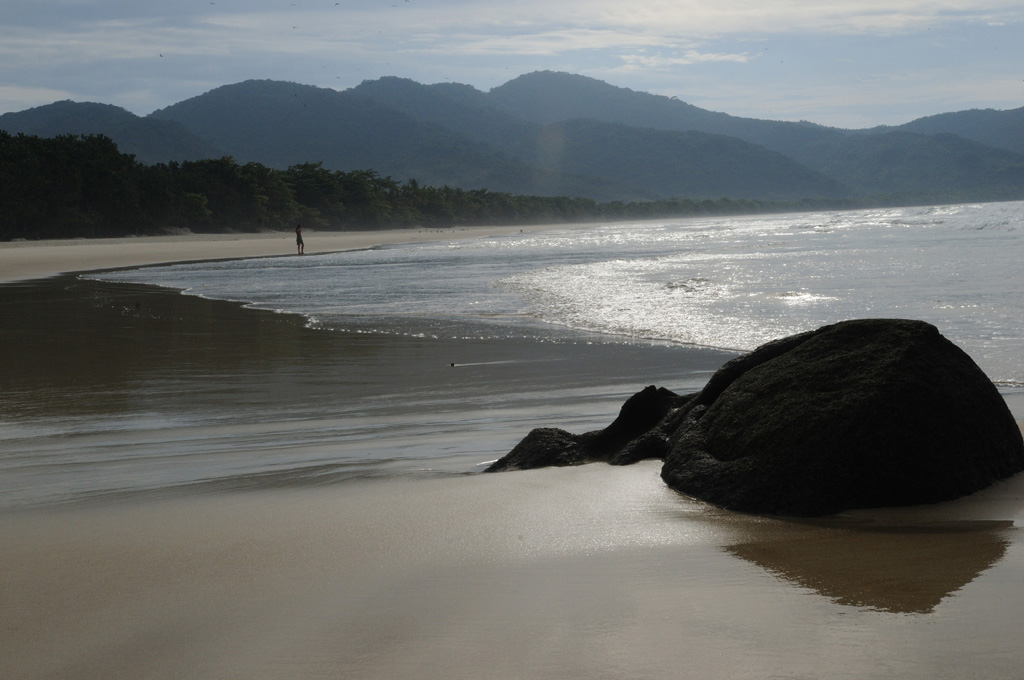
[0,274,731,509]
[727,520,1012,614]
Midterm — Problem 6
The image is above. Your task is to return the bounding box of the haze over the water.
[2,0,1022,127]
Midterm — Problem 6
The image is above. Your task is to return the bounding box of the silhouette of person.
[295,224,304,254]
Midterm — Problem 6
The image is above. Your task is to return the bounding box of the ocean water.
[4,201,1022,509]
[95,201,1024,385]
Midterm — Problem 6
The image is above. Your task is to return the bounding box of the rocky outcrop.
[486,319,1024,516]
[485,385,687,472]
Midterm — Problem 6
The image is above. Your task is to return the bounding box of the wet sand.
[4,462,1024,680]
[0,225,572,284]
[3,236,1024,679]
[0,274,731,508]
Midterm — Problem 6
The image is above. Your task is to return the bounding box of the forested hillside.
[2,132,842,241]
[0,100,222,163]
[880,107,1024,155]
[349,77,843,200]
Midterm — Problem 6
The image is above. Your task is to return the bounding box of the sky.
[1,0,1022,128]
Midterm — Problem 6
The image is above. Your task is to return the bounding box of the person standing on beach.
[295,224,304,254]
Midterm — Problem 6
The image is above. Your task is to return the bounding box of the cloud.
[6,1,1021,67]
[411,0,1024,39]
[0,20,234,64]
[1,0,1022,124]
[0,85,76,114]
[619,51,753,70]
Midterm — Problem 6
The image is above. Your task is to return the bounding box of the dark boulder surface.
[486,319,1024,516]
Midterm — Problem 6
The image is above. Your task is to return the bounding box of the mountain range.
[3,71,1023,203]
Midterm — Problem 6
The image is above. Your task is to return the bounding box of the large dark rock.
[662,319,1024,515]
[487,319,1024,516]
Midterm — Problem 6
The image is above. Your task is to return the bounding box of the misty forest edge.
[1,130,969,241]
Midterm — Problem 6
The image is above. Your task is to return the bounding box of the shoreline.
[5,226,1024,678]
[0,224,575,284]
[0,273,736,511]
[4,225,1023,422]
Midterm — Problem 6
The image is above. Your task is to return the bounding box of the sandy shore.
[4,460,1024,680]
[0,225,563,284]
[4,231,1024,679]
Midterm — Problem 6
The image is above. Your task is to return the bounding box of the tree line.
[1,131,870,241]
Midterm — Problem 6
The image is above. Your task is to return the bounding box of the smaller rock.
[485,427,584,472]
[485,385,684,472]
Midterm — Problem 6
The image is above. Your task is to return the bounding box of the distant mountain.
[882,107,1024,155]
[149,78,838,200]
[813,131,1024,198]
[515,119,844,200]
[487,71,847,159]
[350,77,539,156]
[490,71,734,130]
[485,71,1024,197]
[149,79,645,200]
[0,100,222,163]
[350,76,842,199]
[5,72,1023,203]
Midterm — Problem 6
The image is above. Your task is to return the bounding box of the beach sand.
[0,226,562,284]
[3,233,1024,680]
